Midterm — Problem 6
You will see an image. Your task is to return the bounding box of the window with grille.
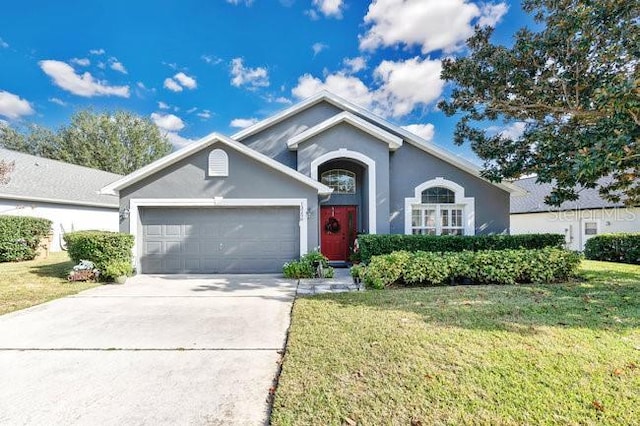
[411,186,465,235]
[321,169,356,194]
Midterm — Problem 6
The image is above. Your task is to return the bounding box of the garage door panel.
[140,207,299,274]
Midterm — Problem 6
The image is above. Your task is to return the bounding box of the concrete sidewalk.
[0,274,296,425]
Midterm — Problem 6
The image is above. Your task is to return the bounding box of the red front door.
[320,206,357,261]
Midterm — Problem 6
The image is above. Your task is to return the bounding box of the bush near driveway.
[271,260,640,425]
[357,233,565,263]
[0,216,52,262]
[584,233,640,265]
[363,247,581,288]
[64,231,134,280]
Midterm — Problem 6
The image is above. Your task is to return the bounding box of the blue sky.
[0,0,533,161]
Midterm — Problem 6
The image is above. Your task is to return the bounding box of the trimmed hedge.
[584,233,640,265]
[357,233,565,263]
[64,231,134,278]
[0,215,52,262]
[362,247,581,289]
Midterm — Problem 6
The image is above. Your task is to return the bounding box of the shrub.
[0,216,52,262]
[363,247,581,288]
[357,233,565,263]
[283,251,334,279]
[102,260,134,280]
[584,233,640,265]
[64,231,134,275]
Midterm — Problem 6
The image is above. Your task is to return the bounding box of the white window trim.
[208,149,228,177]
[310,149,377,234]
[404,177,475,236]
[128,198,308,272]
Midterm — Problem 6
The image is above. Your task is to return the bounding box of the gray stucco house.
[102,91,522,274]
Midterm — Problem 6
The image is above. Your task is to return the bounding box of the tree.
[439,0,639,206]
[0,109,172,175]
[0,159,14,185]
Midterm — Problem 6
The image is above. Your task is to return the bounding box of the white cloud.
[150,112,185,132]
[373,56,444,117]
[311,0,344,18]
[48,97,67,106]
[163,72,197,92]
[186,107,198,114]
[312,42,329,56]
[486,121,527,140]
[39,60,130,98]
[70,57,90,66]
[292,56,443,118]
[402,123,435,142]
[157,101,170,110]
[360,0,508,54]
[478,2,509,27]
[97,62,106,69]
[292,73,375,109]
[89,48,105,55]
[0,38,9,48]
[226,0,254,5]
[197,110,212,119]
[109,58,127,74]
[343,56,367,73]
[230,117,258,128]
[0,90,34,119]
[173,72,197,89]
[165,131,196,148]
[230,58,269,89]
[163,77,183,92]
[201,54,223,65]
[275,96,291,104]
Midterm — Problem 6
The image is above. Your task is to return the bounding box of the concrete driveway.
[0,274,297,425]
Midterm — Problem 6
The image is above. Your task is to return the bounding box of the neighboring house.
[511,176,640,250]
[102,91,523,274]
[0,148,121,251]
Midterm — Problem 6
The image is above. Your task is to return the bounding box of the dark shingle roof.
[0,148,120,208]
[510,176,625,214]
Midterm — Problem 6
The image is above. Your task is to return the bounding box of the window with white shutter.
[208,149,228,177]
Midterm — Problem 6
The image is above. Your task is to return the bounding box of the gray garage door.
[140,207,300,274]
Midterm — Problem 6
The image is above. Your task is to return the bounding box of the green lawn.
[272,260,640,425]
[0,252,98,315]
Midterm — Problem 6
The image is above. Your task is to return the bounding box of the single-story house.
[511,176,640,250]
[0,148,121,251]
[102,91,524,274]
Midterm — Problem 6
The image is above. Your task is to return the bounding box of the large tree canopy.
[0,160,14,185]
[439,0,639,206]
[0,109,172,175]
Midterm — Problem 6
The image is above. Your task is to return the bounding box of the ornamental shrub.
[0,216,52,262]
[282,250,334,279]
[584,233,640,264]
[357,233,565,263]
[64,231,134,275]
[362,247,581,288]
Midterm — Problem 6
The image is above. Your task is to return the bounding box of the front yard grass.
[272,260,640,425]
[0,252,98,315]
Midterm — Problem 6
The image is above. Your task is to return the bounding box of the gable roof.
[0,148,120,208]
[100,133,333,196]
[287,111,403,150]
[510,176,626,214]
[232,91,525,195]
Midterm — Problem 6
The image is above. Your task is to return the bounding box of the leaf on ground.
[627,362,637,370]
[343,416,357,426]
[424,373,434,380]
[411,419,423,426]
[613,368,624,377]
[592,400,605,412]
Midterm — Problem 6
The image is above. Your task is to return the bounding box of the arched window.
[405,178,475,236]
[208,149,228,177]
[321,169,356,194]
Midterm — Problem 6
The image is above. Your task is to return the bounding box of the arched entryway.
[311,149,376,261]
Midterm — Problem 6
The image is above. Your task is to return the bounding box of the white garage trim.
[129,198,308,270]
[310,149,377,234]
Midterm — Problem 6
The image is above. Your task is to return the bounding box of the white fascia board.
[100,132,333,196]
[287,111,403,151]
[0,193,118,209]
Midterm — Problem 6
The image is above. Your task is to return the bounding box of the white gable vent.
[208,149,229,177]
